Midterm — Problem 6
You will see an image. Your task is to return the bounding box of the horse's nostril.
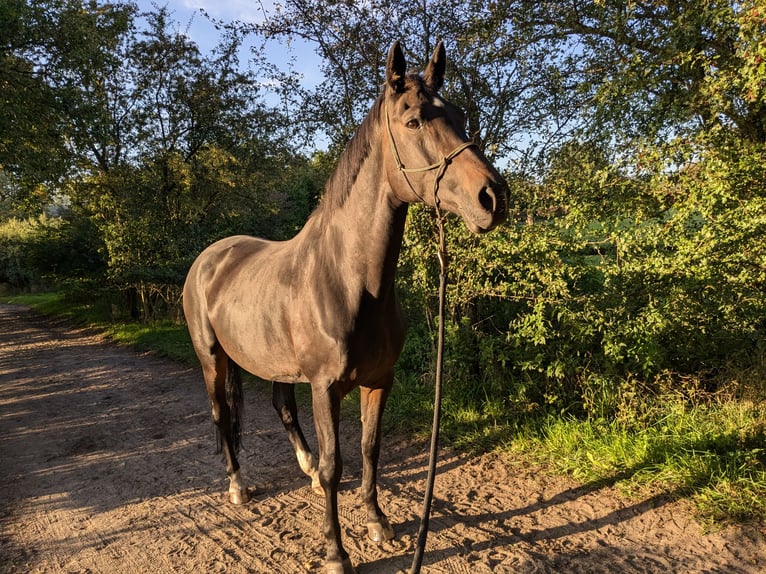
[478,187,496,212]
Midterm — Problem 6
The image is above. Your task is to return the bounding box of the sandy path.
[0,303,763,573]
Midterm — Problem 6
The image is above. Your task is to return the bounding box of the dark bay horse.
[183,41,507,574]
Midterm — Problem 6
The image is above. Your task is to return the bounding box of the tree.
[0,0,134,211]
[76,6,312,318]
[510,0,766,146]
[2,2,319,319]
[245,0,572,168]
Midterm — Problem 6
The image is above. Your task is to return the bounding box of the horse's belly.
[218,309,404,386]
[226,336,308,383]
[212,306,308,383]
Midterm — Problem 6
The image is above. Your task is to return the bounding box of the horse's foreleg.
[360,381,394,543]
[205,351,249,505]
[272,382,321,493]
[312,382,355,574]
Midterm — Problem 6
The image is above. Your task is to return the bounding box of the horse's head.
[383,41,508,233]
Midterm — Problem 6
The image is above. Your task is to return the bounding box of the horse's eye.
[406,118,421,130]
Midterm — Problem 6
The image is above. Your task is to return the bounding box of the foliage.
[245,0,568,164]
[1,2,321,320]
[507,0,766,148]
[0,213,103,289]
[0,216,51,288]
[0,0,126,208]
[395,131,765,426]
[390,0,766,424]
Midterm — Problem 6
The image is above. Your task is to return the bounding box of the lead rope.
[384,105,473,574]
[409,200,448,574]
[386,106,468,574]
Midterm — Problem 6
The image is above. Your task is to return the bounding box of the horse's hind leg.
[360,379,395,543]
[203,348,249,504]
[272,382,321,493]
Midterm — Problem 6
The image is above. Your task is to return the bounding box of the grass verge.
[437,395,766,528]
[517,397,766,527]
[2,291,197,364]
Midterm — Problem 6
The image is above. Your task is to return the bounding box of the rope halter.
[385,103,477,211]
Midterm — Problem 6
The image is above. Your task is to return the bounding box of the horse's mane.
[308,75,433,225]
[311,94,385,218]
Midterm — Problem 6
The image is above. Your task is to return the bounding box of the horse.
[182,40,508,574]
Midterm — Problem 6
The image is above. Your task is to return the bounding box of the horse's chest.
[349,310,406,376]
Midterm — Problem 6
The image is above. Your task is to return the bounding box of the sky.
[132,0,326,148]
[134,0,323,90]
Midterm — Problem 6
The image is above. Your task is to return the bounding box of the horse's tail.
[223,357,244,454]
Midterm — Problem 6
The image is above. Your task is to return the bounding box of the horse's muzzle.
[466,182,507,233]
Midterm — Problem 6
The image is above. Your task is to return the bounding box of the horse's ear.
[424,41,446,92]
[386,41,407,93]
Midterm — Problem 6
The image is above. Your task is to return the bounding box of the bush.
[0,217,42,288]
[0,213,104,290]
[395,134,766,426]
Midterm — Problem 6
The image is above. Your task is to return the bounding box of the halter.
[385,104,477,210]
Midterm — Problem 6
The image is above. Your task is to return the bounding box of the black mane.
[312,94,385,217]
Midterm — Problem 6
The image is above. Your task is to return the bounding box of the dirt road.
[0,303,763,573]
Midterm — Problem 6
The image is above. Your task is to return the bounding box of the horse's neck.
[301,155,407,301]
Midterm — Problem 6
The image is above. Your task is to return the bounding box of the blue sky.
[133,1,327,148]
[134,0,323,87]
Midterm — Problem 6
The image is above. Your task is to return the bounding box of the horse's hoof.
[325,557,357,574]
[311,479,324,496]
[229,487,251,505]
[228,470,250,505]
[366,517,395,542]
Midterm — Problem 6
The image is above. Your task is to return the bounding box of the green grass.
[2,290,124,325]
[104,321,196,363]
[5,290,765,527]
[2,291,70,313]
[387,371,766,526]
[508,398,766,526]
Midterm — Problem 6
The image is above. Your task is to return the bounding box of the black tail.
[223,358,244,454]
